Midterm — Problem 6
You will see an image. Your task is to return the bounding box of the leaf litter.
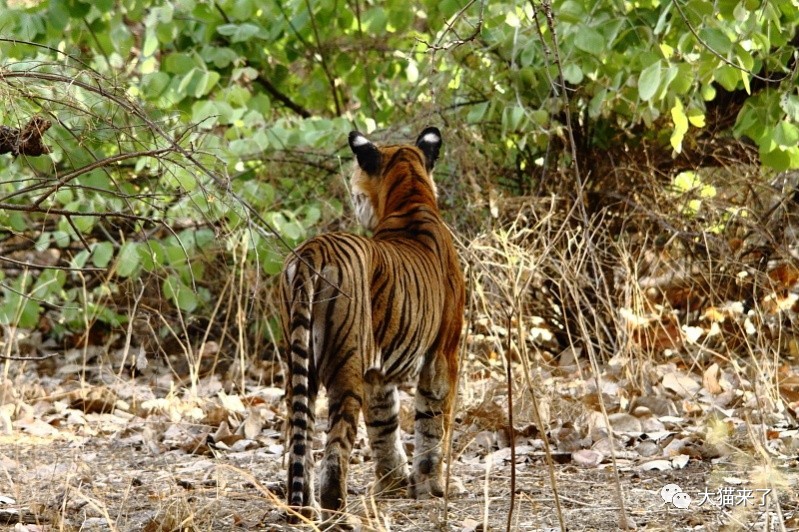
[3,190,799,530]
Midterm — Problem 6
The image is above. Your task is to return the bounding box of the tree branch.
[253,76,311,118]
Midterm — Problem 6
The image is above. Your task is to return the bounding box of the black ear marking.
[349,131,381,175]
[415,127,442,171]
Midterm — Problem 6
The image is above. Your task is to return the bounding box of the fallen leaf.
[242,410,264,440]
[573,449,604,467]
[662,372,701,398]
[608,412,643,433]
[638,459,672,471]
[671,454,690,469]
[217,391,246,414]
[703,363,722,395]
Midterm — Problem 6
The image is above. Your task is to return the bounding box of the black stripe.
[291,313,311,329]
[366,416,398,428]
[415,409,442,420]
[290,341,308,359]
[292,401,311,414]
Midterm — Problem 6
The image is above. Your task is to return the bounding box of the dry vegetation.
[3,157,799,531]
[2,48,799,532]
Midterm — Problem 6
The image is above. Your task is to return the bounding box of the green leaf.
[52,230,71,248]
[638,62,662,102]
[761,146,791,171]
[467,102,489,124]
[562,64,583,84]
[141,72,171,100]
[260,248,284,275]
[116,242,141,278]
[217,22,264,43]
[142,31,159,57]
[163,275,198,312]
[192,100,219,128]
[699,28,732,55]
[502,106,525,132]
[773,120,799,147]
[670,64,694,95]
[574,28,605,55]
[91,242,114,268]
[673,171,699,192]
[281,221,303,241]
[781,94,799,121]
[715,65,740,91]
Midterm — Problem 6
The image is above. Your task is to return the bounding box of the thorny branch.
[417,0,485,52]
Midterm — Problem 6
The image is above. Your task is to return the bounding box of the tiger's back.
[279,127,464,522]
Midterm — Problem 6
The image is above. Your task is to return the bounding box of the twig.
[0,255,104,272]
[536,0,580,180]
[504,313,516,532]
[0,202,165,221]
[0,351,60,361]
[252,76,312,118]
[417,0,485,52]
[34,148,172,206]
[303,0,342,115]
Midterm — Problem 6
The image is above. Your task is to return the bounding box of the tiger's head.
[348,127,442,231]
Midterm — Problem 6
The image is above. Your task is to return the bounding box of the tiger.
[278,126,465,523]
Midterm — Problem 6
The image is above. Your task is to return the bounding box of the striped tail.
[287,265,314,513]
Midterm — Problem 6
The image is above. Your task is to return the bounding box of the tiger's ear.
[349,131,381,175]
[415,127,442,172]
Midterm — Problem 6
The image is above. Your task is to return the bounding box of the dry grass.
[2,63,798,528]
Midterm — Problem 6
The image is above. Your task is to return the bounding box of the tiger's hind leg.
[318,376,363,522]
[364,369,409,496]
[409,351,455,499]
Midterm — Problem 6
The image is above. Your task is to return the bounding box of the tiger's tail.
[286,263,314,512]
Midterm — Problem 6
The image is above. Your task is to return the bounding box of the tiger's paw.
[286,502,321,525]
[321,510,362,531]
[408,473,465,500]
[372,469,409,498]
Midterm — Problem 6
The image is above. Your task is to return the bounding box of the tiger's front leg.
[409,351,454,499]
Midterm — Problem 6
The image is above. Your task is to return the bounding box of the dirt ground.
[2,386,797,532]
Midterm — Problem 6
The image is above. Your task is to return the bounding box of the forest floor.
[5,187,799,531]
[2,344,798,532]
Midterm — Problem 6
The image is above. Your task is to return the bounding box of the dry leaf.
[14,418,58,437]
[460,517,481,532]
[702,363,722,395]
[217,391,246,414]
[671,454,690,469]
[639,459,672,471]
[573,449,603,467]
[608,413,643,433]
[242,410,264,440]
[662,372,701,398]
[635,440,661,457]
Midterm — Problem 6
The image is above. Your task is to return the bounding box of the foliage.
[0,0,797,348]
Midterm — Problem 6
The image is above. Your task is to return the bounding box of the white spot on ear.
[420,132,440,144]
[351,134,370,147]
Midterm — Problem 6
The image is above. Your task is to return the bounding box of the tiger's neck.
[375,163,441,231]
